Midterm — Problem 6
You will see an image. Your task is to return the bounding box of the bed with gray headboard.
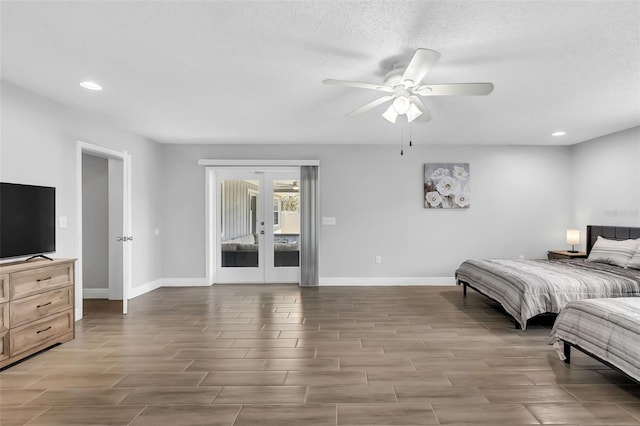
[455,225,640,329]
[586,225,640,255]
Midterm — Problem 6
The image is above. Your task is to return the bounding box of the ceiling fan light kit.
[323,48,494,124]
[382,101,423,124]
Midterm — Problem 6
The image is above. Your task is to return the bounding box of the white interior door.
[122,152,132,315]
[108,159,124,301]
[214,168,300,284]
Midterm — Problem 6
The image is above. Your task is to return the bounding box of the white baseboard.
[161,277,209,287]
[128,279,163,299]
[127,277,208,299]
[125,276,454,300]
[83,288,109,298]
[319,276,456,286]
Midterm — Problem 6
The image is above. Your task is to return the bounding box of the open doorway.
[81,153,123,316]
[76,141,132,319]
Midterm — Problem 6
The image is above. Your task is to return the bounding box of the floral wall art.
[424,163,470,209]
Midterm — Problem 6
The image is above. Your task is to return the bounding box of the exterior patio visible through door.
[214,169,300,284]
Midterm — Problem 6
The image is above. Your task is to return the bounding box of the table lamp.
[566,229,580,253]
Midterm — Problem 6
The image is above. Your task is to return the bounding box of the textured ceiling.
[1,1,639,146]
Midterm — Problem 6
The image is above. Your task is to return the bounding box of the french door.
[214,169,300,283]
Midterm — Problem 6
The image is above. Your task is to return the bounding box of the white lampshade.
[566,229,580,245]
[392,96,411,114]
[406,103,423,123]
[382,105,398,123]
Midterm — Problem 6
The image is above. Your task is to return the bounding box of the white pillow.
[587,236,639,267]
[627,245,640,270]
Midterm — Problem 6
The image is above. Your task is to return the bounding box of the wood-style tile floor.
[2,285,640,425]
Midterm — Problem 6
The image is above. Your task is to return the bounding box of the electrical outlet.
[322,217,336,225]
[375,255,382,264]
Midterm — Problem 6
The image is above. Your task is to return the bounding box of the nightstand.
[547,250,587,260]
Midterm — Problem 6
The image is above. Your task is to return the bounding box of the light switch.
[59,216,68,228]
[322,217,336,225]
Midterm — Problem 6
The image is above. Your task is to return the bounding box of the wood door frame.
[76,141,132,319]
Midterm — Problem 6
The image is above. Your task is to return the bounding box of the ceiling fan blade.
[409,96,431,122]
[415,83,494,96]
[401,49,441,87]
[323,79,393,92]
[345,95,394,118]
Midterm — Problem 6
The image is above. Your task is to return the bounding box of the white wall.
[5,79,635,289]
[81,154,109,290]
[571,126,640,250]
[161,143,573,281]
[0,81,163,294]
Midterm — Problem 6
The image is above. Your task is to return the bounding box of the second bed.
[550,297,640,383]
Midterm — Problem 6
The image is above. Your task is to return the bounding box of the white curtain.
[299,165,319,286]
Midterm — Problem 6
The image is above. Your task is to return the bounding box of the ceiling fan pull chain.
[409,123,413,147]
[400,129,404,156]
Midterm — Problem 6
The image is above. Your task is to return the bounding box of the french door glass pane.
[220,179,259,268]
[273,179,300,267]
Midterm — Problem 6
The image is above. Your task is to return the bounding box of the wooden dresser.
[0,258,75,369]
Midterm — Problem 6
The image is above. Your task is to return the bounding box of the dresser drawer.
[10,264,73,300]
[10,309,73,356]
[0,331,8,361]
[0,274,9,303]
[0,302,8,332]
[10,286,73,328]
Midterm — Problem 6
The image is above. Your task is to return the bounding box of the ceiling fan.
[323,48,494,124]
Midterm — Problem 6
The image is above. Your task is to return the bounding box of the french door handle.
[116,237,124,241]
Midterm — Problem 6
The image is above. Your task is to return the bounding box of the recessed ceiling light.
[80,81,102,91]
[551,131,566,136]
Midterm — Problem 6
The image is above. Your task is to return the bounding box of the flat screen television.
[0,182,56,259]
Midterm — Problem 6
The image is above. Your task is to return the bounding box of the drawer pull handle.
[37,301,52,308]
[36,326,52,334]
[37,277,52,282]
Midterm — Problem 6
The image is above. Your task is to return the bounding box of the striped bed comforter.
[550,298,640,382]
[455,259,640,329]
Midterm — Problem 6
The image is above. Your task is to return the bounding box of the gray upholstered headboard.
[586,225,640,255]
